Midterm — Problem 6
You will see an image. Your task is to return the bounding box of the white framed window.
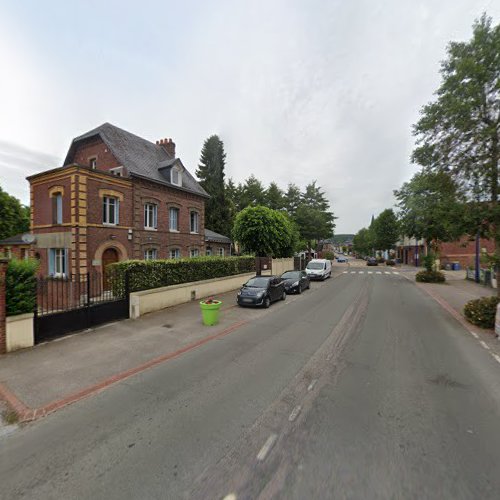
[171,167,182,186]
[218,247,225,257]
[110,166,124,177]
[144,203,158,229]
[89,157,97,169]
[49,248,67,277]
[190,248,199,258]
[53,193,63,224]
[103,196,119,225]
[169,248,180,259]
[169,207,179,231]
[206,246,212,256]
[144,249,158,260]
[190,211,199,233]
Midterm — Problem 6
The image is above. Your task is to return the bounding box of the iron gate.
[34,270,129,343]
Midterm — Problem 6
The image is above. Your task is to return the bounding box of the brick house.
[0,233,33,260]
[205,229,231,257]
[27,123,209,278]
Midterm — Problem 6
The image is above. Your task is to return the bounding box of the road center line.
[376,271,382,274]
[368,271,373,274]
[256,433,278,461]
[392,271,399,275]
[492,353,500,364]
[350,271,356,274]
[479,340,490,350]
[307,379,318,391]
[470,331,479,339]
[288,405,302,422]
[384,271,390,275]
[358,271,364,274]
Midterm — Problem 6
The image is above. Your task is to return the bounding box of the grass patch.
[1,409,19,425]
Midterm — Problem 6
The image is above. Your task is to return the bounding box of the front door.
[102,247,119,290]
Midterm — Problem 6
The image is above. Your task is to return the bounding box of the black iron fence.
[34,269,129,343]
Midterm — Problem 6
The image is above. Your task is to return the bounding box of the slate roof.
[205,229,231,244]
[64,122,209,198]
[0,233,29,245]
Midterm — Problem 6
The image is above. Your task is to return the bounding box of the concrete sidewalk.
[0,286,282,421]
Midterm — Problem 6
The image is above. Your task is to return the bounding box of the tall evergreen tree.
[285,183,302,217]
[196,135,231,236]
[240,175,266,208]
[265,182,285,210]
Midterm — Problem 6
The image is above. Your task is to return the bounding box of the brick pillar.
[0,258,9,354]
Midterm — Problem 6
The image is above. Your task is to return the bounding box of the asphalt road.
[1,267,500,499]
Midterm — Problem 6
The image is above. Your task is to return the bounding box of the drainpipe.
[475,231,480,283]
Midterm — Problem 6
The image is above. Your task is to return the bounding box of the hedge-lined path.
[0,277,333,422]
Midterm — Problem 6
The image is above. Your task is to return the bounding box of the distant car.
[336,255,348,263]
[237,275,286,308]
[305,259,332,280]
[281,270,310,294]
[366,257,378,266]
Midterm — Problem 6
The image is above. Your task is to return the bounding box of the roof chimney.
[157,137,175,157]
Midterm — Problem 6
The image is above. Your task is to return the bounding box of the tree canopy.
[412,14,500,257]
[232,206,297,257]
[394,170,466,248]
[0,185,30,240]
[371,209,399,251]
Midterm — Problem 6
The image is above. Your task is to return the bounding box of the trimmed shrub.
[464,296,500,328]
[323,251,335,260]
[385,259,396,266]
[108,256,256,294]
[415,270,446,283]
[6,258,39,316]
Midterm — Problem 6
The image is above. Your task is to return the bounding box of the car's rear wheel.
[281,290,286,300]
[263,296,271,308]
[298,284,302,294]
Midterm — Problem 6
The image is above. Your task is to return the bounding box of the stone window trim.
[168,247,181,259]
[139,240,161,249]
[168,206,180,232]
[144,248,158,260]
[190,210,200,234]
[141,196,161,206]
[99,189,124,202]
[189,247,200,258]
[48,185,65,197]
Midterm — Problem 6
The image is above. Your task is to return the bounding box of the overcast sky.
[1,0,499,234]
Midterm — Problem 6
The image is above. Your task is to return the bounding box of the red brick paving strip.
[0,320,248,423]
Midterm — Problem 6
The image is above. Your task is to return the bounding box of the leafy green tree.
[232,206,296,257]
[0,185,30,240]
[301,181,330,211]
[412,14,500,291]
[284,183,302,217]
[394,171,466,251]
[353,227,374,256]
[196,135,232,235]
[294,205,335,254]
[265,182,285,210]
[372,209,400,251]
[240,175,266,208]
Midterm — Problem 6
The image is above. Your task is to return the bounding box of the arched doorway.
[102,247,119,290]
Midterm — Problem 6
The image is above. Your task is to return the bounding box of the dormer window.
[171,166,182,186]
[110,166,124,177]
[89,157,97,169]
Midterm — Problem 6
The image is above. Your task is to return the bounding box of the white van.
[305,259,332,281]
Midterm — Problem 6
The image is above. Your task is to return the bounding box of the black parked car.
[280,270,310,294]
[237,275,286,308]
[366,257,378,266]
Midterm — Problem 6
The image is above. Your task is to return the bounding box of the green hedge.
[415,270,446,283]
[464,296,500,328]
[6,259,39,316]
[108,256,256,294]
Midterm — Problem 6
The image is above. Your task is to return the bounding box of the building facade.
[27,123,209,277]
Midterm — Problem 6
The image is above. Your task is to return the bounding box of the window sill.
[144,227,158,231]
[190,231,199,235]
[169,229,180,233]
[103,222,118,227]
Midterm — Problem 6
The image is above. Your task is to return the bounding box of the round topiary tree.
[232,205,296,258]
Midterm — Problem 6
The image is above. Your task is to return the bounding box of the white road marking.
[223,495,237,500]
[392,271,399,275]
[367,271,373,274]
[376,271,382,275]
[342,271,348,274]
[307,379,318,391]
[492,353,500,364]
[470,331,479,339]
[289,405,302,422]
[350,271,356,274]
[257,433,278,461]
[480,341,490,350]
[384,272,390,275]
[358,271,364,274]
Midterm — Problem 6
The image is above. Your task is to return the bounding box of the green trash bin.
[200,299,222,326]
